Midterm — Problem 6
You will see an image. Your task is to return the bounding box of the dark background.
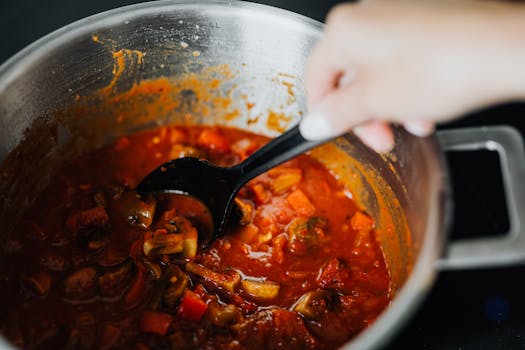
[2,0,525,349]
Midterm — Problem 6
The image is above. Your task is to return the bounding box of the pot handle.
[436,125,525,270]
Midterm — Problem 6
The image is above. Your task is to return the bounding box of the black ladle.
[136,124,328,244]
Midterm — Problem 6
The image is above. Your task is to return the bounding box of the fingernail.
[299,112,338,141]
[404,122,434,137]
[353,126,394,153]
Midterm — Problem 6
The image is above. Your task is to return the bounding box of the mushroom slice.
[240,279,280,302]
[186,262,240,293]
[62,267,98,300]
[292,289,337,320]
[232,197,254,226]
[22,271,52,296]
[207,302,241,327]
[143,230,198,258]
[143,234,184,256]
[113,191,156,229]
[98,261,133,298]
[163,266,189,308]
[143,219,198,259]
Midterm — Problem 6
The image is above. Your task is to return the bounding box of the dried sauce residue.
[266,110,292,133]
[91,34,145,95]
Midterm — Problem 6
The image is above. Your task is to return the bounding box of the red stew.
[0,125,392,349]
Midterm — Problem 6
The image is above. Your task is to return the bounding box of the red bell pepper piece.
[178,289,208,323]
[124,264,147,307]
[139,310,173,335]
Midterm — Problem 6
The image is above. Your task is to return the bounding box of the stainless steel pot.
[1,1,525,349]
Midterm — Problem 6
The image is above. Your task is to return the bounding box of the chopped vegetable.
[139,310,173,335]
[272,170,302,194]
[143,234,184,256]
[231,138,258,159]
[98,261,133,298]
[143,216,198,259]
[62,267,98,300]
[232,197,254,226]
[206,302,241,327]
[143,231,198,259]
[240,279,280,302]
[235,224,259,243]
[86,238,108,252]
[169,145,203,159]
[186,262,240,293]
[99,324,121,349]
[93,191,107,208]
[250,183,269,204]
[163,265,189,308]
[178,290,208,323]
[113,191,156,228]
[22,271,52,296]
[271,233,287,264]
[285,189,316,216]
[24,220,47,240]
[124,265,147,307]
[286,217,326,255]
[292,289,336,320]
[350,211,374,231]
[66,206,109,233]
[316,258,351,292]
[142,259,163,279]
[163,216,194,234]
[197,128,231,153]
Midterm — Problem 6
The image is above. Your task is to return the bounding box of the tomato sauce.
[0,125,392,349]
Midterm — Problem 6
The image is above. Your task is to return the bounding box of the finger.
[403,120,435,137]
[353,121,395,153]
[300,81,371,140]
[304,38,346,109]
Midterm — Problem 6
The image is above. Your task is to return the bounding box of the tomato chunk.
[124,265,147,307]
[178,289,208,323]
[197,128,230,153]
[139,310,173,335]
[286,189,316,216]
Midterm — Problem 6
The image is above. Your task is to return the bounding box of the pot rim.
[0,1,452,349]
[0,0,323,91]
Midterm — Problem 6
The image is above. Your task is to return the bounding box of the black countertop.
[2,1,525,349]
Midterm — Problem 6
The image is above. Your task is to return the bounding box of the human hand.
[299,0,525,152]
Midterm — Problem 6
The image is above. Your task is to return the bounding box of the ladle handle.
[233,124,327,184]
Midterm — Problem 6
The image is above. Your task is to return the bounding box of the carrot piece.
[178,289,208,323]
[350,211,374,231]
[272,234,288,264]
[286,189,316,216]
[251,183,269,204]
[124,265,147,307]
[139,310,173,335]
[236,224,260,243]
[197,128,230,153]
